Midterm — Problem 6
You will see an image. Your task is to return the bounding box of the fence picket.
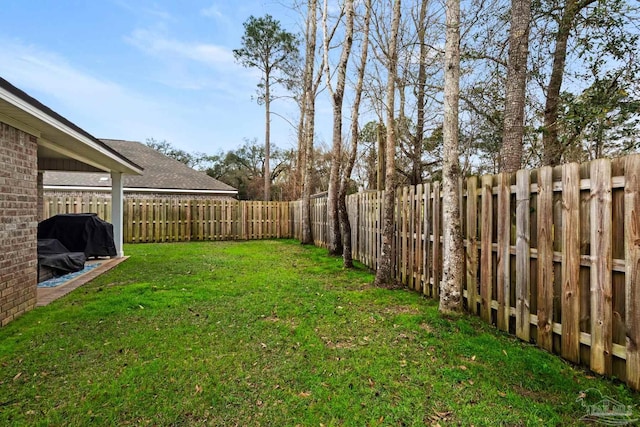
[625,154,640,389]
[432,184,441,298]
[497,173,511,331]
[561,163,581,363]
[414,184,423,292]
[466,177,478,314]
[516,170,531,342]
[537,166,554,351]
[590,159,613,375]
[423,183,432,296]
[480,175,493,323]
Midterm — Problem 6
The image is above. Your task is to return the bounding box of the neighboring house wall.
[0,123,38,326]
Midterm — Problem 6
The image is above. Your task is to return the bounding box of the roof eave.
[44,185,238,195]
[0,78,143,175]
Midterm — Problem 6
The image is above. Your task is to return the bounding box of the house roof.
[0,77,142,175]
[45,139,237,195]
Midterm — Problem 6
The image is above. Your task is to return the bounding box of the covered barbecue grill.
[38,213,117,258]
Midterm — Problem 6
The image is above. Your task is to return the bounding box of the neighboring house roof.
[0,77,142,175]
[44,139,237,196]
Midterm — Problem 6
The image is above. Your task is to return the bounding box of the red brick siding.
[0,122,38,326]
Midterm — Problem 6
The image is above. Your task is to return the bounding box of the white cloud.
[0,33,305,155]
[123,26,262,96]
[0,41,128,111]
[200,4,224,19]
[0,39,188,141]
[112,0,174,22]
[125,28,236,67]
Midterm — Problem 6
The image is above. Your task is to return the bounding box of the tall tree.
[203,139,291,200]
[541,0,589,166]
[500,0,532,172]
[300,0,320,244]
[410,0,431,185]
[439,0,463,313]
[539,0,638,165]
[340,0,372,268]
[234,15,299,200]
[374,0,402,288]
[324,0,355,256]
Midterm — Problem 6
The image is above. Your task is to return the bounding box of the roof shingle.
[45,139,237,194]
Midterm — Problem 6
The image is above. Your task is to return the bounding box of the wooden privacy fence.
[43,197,293,243]
[43,154,640,390]
[335,155,638,391]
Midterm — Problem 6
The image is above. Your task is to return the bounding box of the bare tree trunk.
[376,123,385,190]
[264,74,271,201]
[542,0,594,166]
[439,0,463,313]
[301,0,318,245]
[374,0,401,288]
[325,0,355,256]
[340,0,371,269]
[294,102,306,200]
[412,0,429,185]
[500,0,531,173]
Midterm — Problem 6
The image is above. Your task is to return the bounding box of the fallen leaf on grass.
[459,365,467,370]
[195,384,203,394]
[498,392,506,397]
[13,372,22,381]
[298,391,311,398]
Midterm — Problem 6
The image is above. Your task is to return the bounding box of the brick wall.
[0,122,38,326]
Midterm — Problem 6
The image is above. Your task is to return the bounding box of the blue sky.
[0,0,321,155]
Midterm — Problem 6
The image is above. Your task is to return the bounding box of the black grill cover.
[37,239,86,275]
[38,213,117,257]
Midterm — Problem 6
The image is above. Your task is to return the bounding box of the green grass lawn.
[0,240,637,426]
